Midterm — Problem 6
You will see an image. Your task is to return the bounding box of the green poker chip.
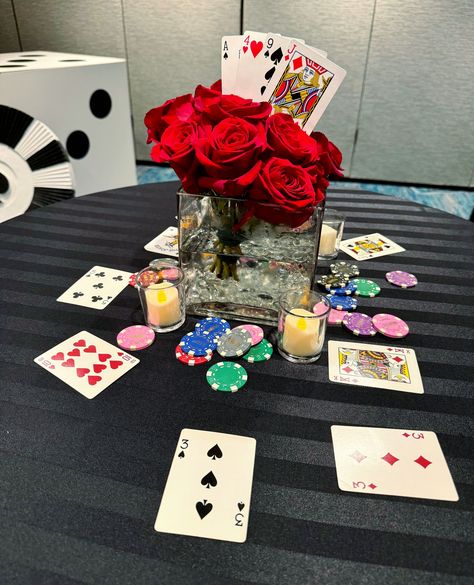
[352,278,381,297]
[242,339,273,363]
[206,361,248,392]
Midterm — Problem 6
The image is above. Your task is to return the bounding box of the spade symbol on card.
[178,450,185,459]
[271,47,283,65]
[264,50,269,58]
[260,86,266,95]
[223,52,228,60]
[201,471,217,489]
[264,66,275,81]
[207,444,223,460]
[196,500,213,519]
[238,502,245,511]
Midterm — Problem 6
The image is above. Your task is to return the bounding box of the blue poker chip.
[179,331,216,356]
[195,317,231,342]
[328,280,358,296]
[326,294,358,311]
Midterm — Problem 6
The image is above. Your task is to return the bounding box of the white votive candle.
[145,281,181,327]
[282,308,320,357]
[319,223,337,256]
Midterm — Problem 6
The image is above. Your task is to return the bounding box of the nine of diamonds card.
[35,331,139,399]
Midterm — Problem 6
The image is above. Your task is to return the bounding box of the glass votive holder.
[318,208,345,260]
[277,289,330,364]
[136,263,186,333]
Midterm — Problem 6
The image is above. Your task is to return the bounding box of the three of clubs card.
[57,265,131,309]
[340,232,405,261]
[35,331,139,399]
[155,429,256,543]
[328,341,424,394]
[331,425,458,501]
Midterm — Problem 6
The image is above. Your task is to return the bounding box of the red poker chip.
[175,344,213,366]
[138,269,161,287]
[129,273,137,288]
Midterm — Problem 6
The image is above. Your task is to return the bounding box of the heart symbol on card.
[117,352,124,356]
[93,363,106,373]
[250,40,263,58]
[242,45,248,54]
[49,365,55,369]
[98,353,111,362]
[76,367,90,378]
[68,348,80,357]
[84,345,97,353]
[51,352,64,361]
[109,360,123,370]
[74,339,86,347]
[87,375,102,386]
[61,358,75,368]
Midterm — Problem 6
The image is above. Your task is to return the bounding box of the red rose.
[144,93,196,143]
[195,117,266,196]
[266,113,322,167]
[247,157,319,227]
[150,121,201,193]
[311,131,344,177]
[195,84,272,126]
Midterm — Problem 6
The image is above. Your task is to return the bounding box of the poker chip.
[385,270,418,288]
[137,269,161,287]
[327,308,348,326]
[175,344,212,366]
[330,260,360,278]
[342,312,376,336]
[116,325,155,350]
[195,317,231,343]
[217,328,252,357]
[206,361,248,392]
[129,273,137,288]
[372,313,409,338]
[326,294,358,311]
[242,339,273,363]
[179,331,216,356]
[234,324,264,346]
[317,273,348,290]
[312,301,330,316]
[328,280,358,296]
[353,278,381,297]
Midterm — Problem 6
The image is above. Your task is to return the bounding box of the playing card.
[144,226,178,256]
[328,340,424,394]
[340,232,405,261]
[221,35,243,94]
[155,429,256,543]
[57,265,131,309]
[34,331,139,399]
[234,30,268,99]
[331,425,459,501]
[262,40,346,134]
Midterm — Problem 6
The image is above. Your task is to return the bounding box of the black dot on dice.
[0,173,9,194]
[66,131,90,159]
[89,89,112,118]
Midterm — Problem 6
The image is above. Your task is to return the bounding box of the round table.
[0,182,473,584]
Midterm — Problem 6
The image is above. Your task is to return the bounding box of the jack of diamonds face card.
[57,265,132,309]
[262,40,346,134]
[331,425,459,501]
[339,232,405,261]
[34,331,139,399]
[328,340,424,394]
[155,429,256,543]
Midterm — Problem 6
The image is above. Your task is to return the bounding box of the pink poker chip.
[372,313,409,338]
[385,270,418,288]
[342,312,376,336]
[312,301,330,316]
[234,324,264,346]
[116,325,155,350]
[328,309,347,326]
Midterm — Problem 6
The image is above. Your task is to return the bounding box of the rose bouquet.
[145,80,343,280]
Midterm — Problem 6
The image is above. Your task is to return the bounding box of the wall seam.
[119,0,138,161]
[10,0,23,51]
[240,0,244,34]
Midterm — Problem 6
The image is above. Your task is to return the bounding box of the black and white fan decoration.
[0,105,75,222]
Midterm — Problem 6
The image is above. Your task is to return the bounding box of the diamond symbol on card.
[402,432,410,438]
[415,455,432,469]
[382,452,399,466]
[393,356,404,363]
[342,366,354,374]
[292,56,303,70]
[368,483,377,490]
[350,450,367,463]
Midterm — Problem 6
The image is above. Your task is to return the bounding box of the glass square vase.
[178,188,325,326]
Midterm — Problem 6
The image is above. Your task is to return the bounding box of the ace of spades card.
[328,341,424,394]
[331,425,458,501]
[339,232,405,261]
[34,331,139,399]
[155,429,256,543]
[57,265,132,309]
[221,34,243,94]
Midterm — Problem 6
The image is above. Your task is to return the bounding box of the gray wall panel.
[124,0,241,160]
[0,0,20,52]
[352,0,474,186]
[12,0,126,58]
[243,0,376,176]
